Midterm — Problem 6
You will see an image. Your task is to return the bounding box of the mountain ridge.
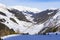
[0,4,60,35]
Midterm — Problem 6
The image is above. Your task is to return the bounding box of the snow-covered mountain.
[0,3,60,35]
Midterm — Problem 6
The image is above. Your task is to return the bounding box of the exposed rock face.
[33,9,58,23]
[10,18,18,24]
[0,19,6,22]
[0,23,16,37]
[7,9,30,22]
[38,27,58,34]
[0,12,6,16]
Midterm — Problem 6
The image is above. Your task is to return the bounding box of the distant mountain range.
[0,3,60,36]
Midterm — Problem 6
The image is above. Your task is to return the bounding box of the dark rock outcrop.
[7,9,30,22]
[0,23,16,37]
[33,9,58,23]
[0,12,6,16]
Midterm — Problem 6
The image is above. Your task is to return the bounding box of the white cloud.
[0,0,60,10]
[16,2,60,10]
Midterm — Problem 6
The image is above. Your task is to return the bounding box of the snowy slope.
[0,4,60,35]
[1,34,19,39]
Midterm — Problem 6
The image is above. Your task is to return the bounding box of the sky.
[0,0,60,10]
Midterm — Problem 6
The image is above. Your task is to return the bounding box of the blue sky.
[0,0,60,10]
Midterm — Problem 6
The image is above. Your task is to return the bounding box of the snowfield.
[1,34,19,39]
[0,3,60,36]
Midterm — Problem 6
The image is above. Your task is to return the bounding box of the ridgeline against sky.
[0,0,60,11]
